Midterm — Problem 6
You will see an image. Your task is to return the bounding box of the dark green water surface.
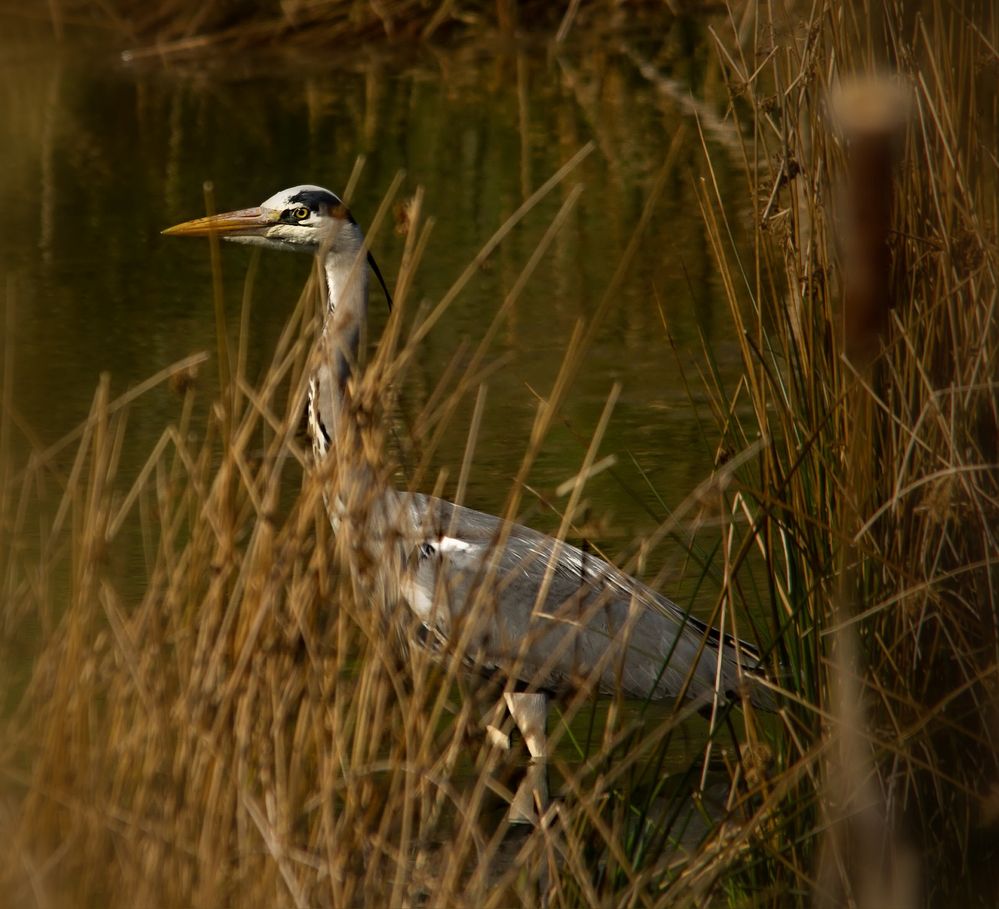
[1,21,755,606]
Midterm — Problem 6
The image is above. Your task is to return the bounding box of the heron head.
[162,184,363,255]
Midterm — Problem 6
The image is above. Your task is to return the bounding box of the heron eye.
[292,206,310,221]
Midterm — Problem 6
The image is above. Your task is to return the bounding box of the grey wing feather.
[395,493,772,709]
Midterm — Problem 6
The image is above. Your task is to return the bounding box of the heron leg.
[504,691,549,825]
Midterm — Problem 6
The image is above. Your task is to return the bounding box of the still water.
[1,23,752,603]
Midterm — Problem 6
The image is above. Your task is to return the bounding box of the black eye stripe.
[286,188,357,225]
[288,188,340,209]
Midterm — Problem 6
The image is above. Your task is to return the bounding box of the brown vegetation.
[1,1,997,906]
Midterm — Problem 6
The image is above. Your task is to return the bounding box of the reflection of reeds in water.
[101,0,569,60]
[2,2,997,905]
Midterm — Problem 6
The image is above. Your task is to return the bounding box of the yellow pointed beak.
[162,207,275,237]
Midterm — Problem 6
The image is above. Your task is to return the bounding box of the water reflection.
[1,25,750,593]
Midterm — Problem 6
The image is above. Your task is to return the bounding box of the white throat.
[322,246,368,384]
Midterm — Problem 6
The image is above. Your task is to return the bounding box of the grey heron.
[164,184,773,823]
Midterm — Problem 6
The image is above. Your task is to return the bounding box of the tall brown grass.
[697,0,997,903]
[2,1,997,906]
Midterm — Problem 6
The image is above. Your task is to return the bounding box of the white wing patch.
[434,536,473,554]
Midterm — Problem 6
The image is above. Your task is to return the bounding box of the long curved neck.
[309,238,371,536]
[315,228,406,575]
[306,223,369,469]
[322,242,369,390]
